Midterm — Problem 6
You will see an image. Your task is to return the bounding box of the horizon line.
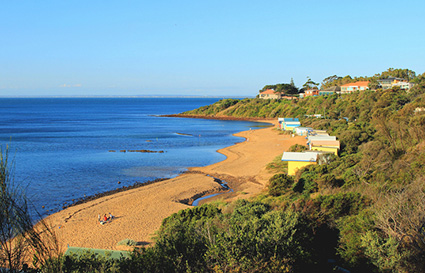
[0,95,254,99]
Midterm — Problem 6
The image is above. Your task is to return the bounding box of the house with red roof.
[305,89,319,97]
[340,81,370,94]
[259,89,281,99]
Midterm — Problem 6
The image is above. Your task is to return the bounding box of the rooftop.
[260,89,276,95]
[281,152,319,162]
[340,81,370,87]
[310,140,341,147]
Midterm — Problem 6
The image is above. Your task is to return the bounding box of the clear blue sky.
[1,1,424,97]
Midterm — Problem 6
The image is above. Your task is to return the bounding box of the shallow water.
[0,98,268,216]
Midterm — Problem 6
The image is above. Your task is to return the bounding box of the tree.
[275,83,299,95]
[368,78,380,90]
[321,75,342,89]
[302,77,319,91]
[379,68,416,81]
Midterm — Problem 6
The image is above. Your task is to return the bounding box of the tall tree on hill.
[260,83,299,95]
[321,75,342,89]
[302,77,319,90]
[275,83,299,95]
[379,68,416,81]
[368,78,380,90]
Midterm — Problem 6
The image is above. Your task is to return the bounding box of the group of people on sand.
[98,212,114,225]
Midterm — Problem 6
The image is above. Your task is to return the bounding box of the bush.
[268,173,294,196]
[117,239,137,247]
[288,144,308,152]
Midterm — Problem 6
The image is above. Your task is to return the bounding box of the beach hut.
[278,118,285,129]
[282,118,301,131]
[312,129,328,136]
[294,127,313,136]
[308,136,337,148]
[307,135,336,143]
[310,140,340,155]
[281,152,320,175]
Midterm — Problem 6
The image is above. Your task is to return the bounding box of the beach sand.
[43,120,306,251]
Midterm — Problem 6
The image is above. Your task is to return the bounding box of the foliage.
[260,83,299,95]
[8,68,425,272]
[268,173,294,196]
[117,239,136,247]
[0,146,61,273]
[301,76,319,91]
[287,144,307,152]
[378,67,416,81]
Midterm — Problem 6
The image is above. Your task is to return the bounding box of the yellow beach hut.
[310,140,340,156]
[281,152,319,175]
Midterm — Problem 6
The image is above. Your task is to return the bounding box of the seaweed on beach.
[62,178,169,210]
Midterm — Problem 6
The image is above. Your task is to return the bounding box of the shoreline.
[61,178,170,211]
[42,117,306,251]
[161,114,275,123]
[56,115,272,213]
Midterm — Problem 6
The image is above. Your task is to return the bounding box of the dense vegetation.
[255,68,419,96]
[3,69,425,272]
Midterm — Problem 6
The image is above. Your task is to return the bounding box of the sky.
[1,0,425,97]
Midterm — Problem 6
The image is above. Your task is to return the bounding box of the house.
[281,152,320,175]
[377,77,414,90]
[280,118,301,131]
[305,89,319,97]
[319,86,340,96]
[392,81,415,90]
[259,89,281,99]
[310,140,340,156]
[340,81,370,94]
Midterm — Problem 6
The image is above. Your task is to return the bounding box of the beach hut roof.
[308,135,337,141]
[281,152,319,162]
[283,118,299,122]
[295,127,313,131]
[310,140,340,147]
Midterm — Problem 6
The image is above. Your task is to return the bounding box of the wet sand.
[43,120,306,251]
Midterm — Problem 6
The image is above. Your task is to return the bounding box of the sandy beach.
[43,120,306,251]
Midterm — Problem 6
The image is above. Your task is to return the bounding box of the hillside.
[171,85,425,272]
[11,83,425,272]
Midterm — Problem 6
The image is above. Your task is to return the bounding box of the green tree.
[321,75,342,89]
[368,78,380,90]
[302,77,319,90]
[379,68,416,81]
[275,83,299,95]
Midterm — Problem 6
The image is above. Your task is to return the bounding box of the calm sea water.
[0,98,267,217]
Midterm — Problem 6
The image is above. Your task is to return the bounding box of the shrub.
[268,173,294,196]
[288,144,308,152]
[117,239,137,247]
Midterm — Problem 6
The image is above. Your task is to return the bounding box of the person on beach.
[103,214,108,223]
[98,213,101,222]
[109,212,114,221]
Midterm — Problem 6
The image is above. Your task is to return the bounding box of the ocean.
[0,98,268,217]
